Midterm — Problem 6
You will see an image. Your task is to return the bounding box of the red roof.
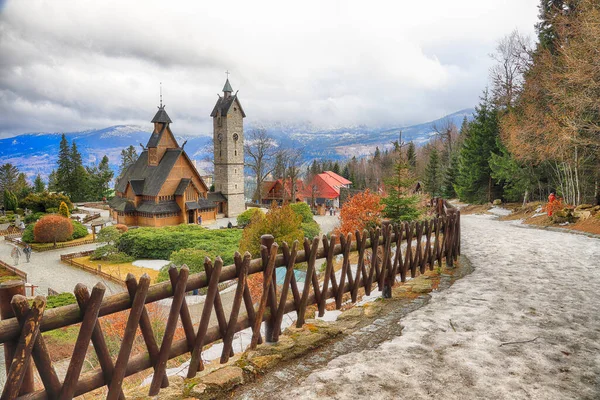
[303,172,351,199]
[322,171,352,186]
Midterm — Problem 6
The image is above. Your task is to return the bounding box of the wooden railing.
[0,208,460,399]
[82,213,101,224]
[60,251,125,287]
[0,260,27,282]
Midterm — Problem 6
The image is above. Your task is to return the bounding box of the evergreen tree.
[381,159,420,222]
[0,163,19,196]
[15,173,31,198]
[424,148,441,197]
[3,190,18,211]
[455,91,502,203]
[47,170,59,192]
[442,151,459,198]
[56,134,71,194]
[87,155,114,200]
[406,142,416,170]
[33,174,45,193]
[58,201,70,218]
[118,145,139,177]
[373,147,381,162]
[536,0,577,53]
[332,162,340,175]
[341,164,350,180]
[69,142,89,202]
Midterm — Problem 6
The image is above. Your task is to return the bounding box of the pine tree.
[424,148,441,197]
[381,159,421,222]
[341,164,350,180]
[3,190,18,211]
[58,201,70,218]
[0,163,19,195]
[69,142,89,202]
[88,155,114,200]
[33,174,45,193]
[332,162,340,175]
[56,134,71,194]
[442,151,459,198]
[47,170,59,192]
[15,173,31,198]
[118,145,139,177]
[374,147,381,162]
[455,91,502,203]
[273,152,286,180]
[406,142,416,170]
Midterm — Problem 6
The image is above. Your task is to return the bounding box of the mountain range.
[0,108,474,181]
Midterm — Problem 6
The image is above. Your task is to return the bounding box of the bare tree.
[244,129,277,203]
[489,29,533,109]
[431,118,458,156]
[279,148,304,203]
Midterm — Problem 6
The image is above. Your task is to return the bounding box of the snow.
[487,206,512,216]
[316,310,342,322]
[132,260,170,270]
[277,214,600,399]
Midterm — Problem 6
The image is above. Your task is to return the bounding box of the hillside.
[0,108,474,180]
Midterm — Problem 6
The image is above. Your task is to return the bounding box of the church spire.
[223,70,233,98]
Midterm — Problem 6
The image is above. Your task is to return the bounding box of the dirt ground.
[243,213,600,400]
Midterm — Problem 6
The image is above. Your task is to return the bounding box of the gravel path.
[0,240,124,296]
[241,214,600,400]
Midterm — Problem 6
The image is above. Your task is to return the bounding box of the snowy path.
[242,214,600,399]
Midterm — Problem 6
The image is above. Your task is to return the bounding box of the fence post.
[0,280,34,395]
[381,221,392,299]
[261,234,277,343]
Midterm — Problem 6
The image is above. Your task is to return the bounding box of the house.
[109,105,217,227]
[261,179,304,204]
[303,171,352,208]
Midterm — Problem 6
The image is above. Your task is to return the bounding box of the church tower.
[211,76,246,217]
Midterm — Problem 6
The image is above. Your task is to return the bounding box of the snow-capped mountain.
[0,108,474,180]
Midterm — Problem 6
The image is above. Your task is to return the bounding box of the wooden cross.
[225,70,230,78]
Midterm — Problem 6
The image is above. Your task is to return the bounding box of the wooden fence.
[0,204,460,399]
[0,260,27,282]
[60,251,125,287]
[82,213,101,224]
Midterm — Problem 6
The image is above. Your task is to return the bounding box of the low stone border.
[513,221,600,240]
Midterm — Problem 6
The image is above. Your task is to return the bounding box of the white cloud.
[0,0,540,137]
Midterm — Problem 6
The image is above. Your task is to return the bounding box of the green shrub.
[70,220,88,239]
[46,208,58,214]
[156,248,211,282]
[106,252,135,263]
[21,224,34,243]
[301,221,321,240]
[290,202,314,223]
[20,192,73,213]
[24,212,45,224]
[58,202,70,218]
[46,293,77,309]
[118,224,242,265]
[15,208,24,216]
[236,208,263,227]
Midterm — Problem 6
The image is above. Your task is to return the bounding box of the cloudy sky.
[0,0,540,138]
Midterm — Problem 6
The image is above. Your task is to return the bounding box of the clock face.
[217,133,223,142]
[233,133,239,141]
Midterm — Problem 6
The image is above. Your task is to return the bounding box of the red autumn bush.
[33,215,74,245]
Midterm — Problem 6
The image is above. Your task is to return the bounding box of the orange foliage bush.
[543,197,565,217]
[247,273,264,304]
[115,224,128,233]
[33,215,73,244]
[335,190,384,236]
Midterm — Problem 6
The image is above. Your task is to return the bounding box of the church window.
[217,117,222,127]
[235,150,237,156]
[235,184,238,189]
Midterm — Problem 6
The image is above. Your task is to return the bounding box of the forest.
[327,0,598,207]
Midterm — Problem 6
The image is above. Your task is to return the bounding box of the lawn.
[72,256,160,282]
[30,234,95,251]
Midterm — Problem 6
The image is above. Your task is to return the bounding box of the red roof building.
[303,171,352,208]
[261,179,304,204]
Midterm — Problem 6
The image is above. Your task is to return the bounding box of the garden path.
[237,213,600,400]
[0,240,124,296]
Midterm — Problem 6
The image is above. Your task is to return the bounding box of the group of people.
[10,244,32,265]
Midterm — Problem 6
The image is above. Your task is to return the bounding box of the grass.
[30,234,95,250]
[72,256,160,282]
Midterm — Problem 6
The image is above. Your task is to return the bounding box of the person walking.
[23,244,32,263]
[11,246,21,265]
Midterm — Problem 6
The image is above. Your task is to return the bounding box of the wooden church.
[110,79,245,227]
[109,104,219,227]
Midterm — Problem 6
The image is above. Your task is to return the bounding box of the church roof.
[210,94,246,118]
[146,123,167,148]
[137,201,181,214]
[207,192,227,202]
[151,105,172,124]
[223,78,233,93]
[115,149,183,196]
[174,178,191,196]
